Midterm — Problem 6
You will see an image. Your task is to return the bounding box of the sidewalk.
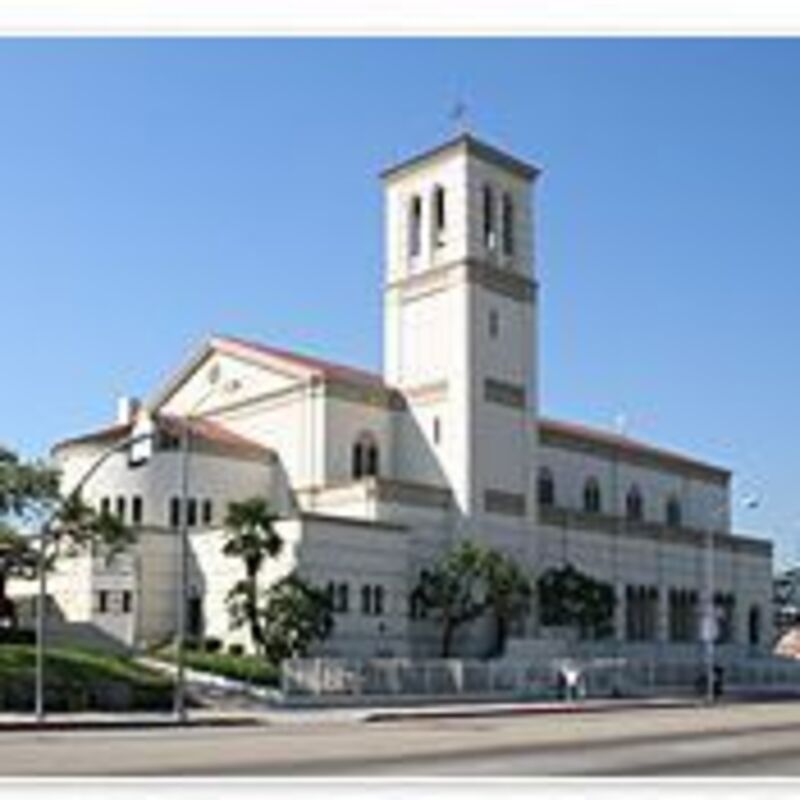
[0,708,265,733]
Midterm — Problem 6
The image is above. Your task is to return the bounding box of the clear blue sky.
[1,38,797,566]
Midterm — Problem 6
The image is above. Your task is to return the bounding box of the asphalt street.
[2,701,800,777]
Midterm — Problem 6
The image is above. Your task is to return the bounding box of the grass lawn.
[154,646,280,688]
[0,644,174,712]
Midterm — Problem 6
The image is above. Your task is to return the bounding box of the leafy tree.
[223,497,283,653]
[415,540,490,657]
[483,549,534,657]
[258,573,334,663]
[538,563,616,640]
[0,445,135,629]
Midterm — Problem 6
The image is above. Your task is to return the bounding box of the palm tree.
[482,550,533,657]
[222,497,283,653]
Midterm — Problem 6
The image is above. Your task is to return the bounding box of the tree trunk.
[493,613,508,658]
[441,618,455,658]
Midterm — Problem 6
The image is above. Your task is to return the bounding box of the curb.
[0,715,265,733]
[364,698,697,723]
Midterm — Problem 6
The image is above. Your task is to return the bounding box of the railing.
[281,654,800,701]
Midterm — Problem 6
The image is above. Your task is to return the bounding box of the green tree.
[258,573,334,663]
[415,540,490,657]
[222,497,283,653]
[537,563,616,640]
[0,445,135,629]
[483,549,534,657]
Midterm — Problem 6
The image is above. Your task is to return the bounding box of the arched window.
[409,195,422,258]
[482,184,496,250]
[626,485,643,521]
[749,605,761,646]
[502,192,514,256]
[665,495,682,528]
[352,432,379,479]
[537,467,555,508]
[433,185,446,246]
[583,477,602,514]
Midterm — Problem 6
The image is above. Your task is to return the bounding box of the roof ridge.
[213,333,388,387]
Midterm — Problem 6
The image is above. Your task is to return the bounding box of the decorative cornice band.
[538,505,772,557]
[386,258,537,305]
[324,378,405,411]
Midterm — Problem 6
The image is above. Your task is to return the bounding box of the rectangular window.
[374,586,384,616]
[131,495,143,525]
[100,497,111,516]
[337,583,349,614]
[433,416,441,445]
[169,497,181,528]
[115,496,126,522]
[482,184,496,250]
[122,590,132,614]
[202,499,213,526]
[433,185,446,247]
[97,590,108,614]
[502,192,514,256]
[409,195,422,258]
[187,498,197,528]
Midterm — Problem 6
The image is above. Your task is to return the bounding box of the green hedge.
[156,646,280,688]
[0,644,174,712]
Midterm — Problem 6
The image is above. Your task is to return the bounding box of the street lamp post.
[34,430,155,724]
[172,372,237,723]
[702,493,760,705]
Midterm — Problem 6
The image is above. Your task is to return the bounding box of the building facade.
[15,134,773,660]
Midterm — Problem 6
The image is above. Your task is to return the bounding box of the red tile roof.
[538,416,729,478]
[52,414,270,459]
[213,334,387,388]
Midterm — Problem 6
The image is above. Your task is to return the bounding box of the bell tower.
[381,134,540,538]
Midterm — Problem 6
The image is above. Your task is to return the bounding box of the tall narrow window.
[115,496,126,522]
[353,433,379,479]
[131,495,143,525]
[626,485,643,521]
[489,309,499,339]
[537,468,555,508]
[97,590,108,614]
[361,585,372,615]
[122,590,132,614]
[100,497,111,517]
[583,477,602,514]
[202,499,213,526]
[665,496,682,528]
[433,416,441,445]
[374,585,385,616]
[337,583,349,614]
[433,185,446,246]
[502,192,515,256]
[187,498,197,528]
[409,195,422,258]
[169,496,181,528]
[482,184,496,250]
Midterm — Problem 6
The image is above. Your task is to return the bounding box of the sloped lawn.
[154,647,280,688]
[0,644,173,712]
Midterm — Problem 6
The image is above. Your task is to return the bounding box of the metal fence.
[281,654,800,701]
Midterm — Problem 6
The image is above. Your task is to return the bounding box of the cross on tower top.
[449,100,469,136]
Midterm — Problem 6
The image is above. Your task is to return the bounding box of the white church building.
[30,133,773,661]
